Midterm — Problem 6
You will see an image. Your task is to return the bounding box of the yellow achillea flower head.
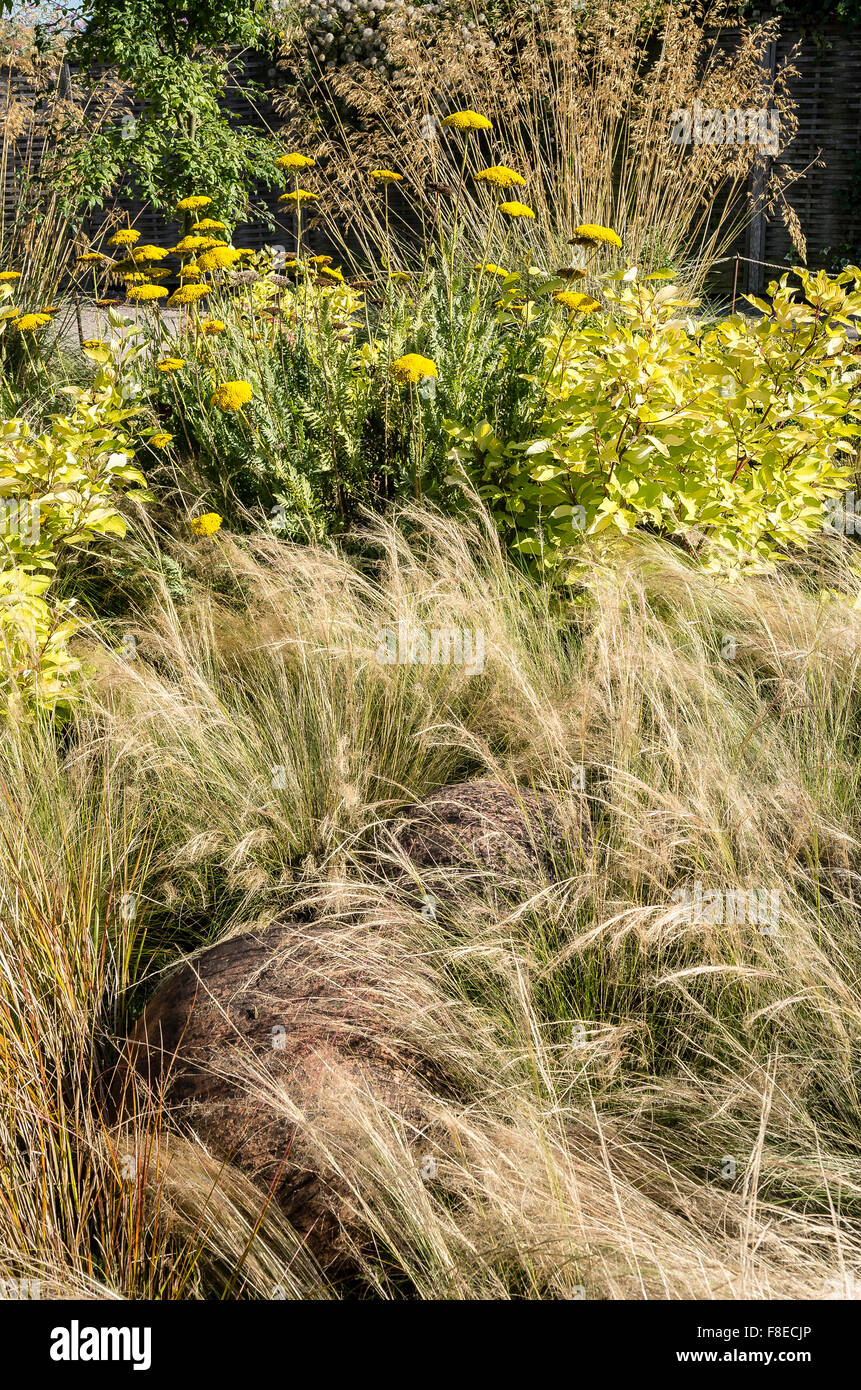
[0,270,21,280]
[109,229,141,247]
[127,283,168,301]
[319,266,344,281]
[13,312,52,330]
[554,266,587,280]
[96,298,118,307]
[370,169,403,183]
[123,272,150,285]
[474,262,509,277]
[191,219,228,231]
[474,165,525,189]
[198,318,226,335]
[83,338,103,348]
[190,512,222,536]
[135,245,169,261]
[76,252,106,264]
[555,290,601,313]
[441,110,493,131]
[499,201,535,219]
[39,305,59,313]
[177,195,212,211]
[197,246,243,271]
[275,152,315,169]
[211,381,253,411]
[391,353,437,385]
[172,235,209,253]
[570,223,622,248]
[278,189,318,205]
[149,432,174,448]
[168,284,211,306]
[307,255,332,266]
[156,357,186,372]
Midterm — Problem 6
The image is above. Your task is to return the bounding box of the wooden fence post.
[746,35,778,296]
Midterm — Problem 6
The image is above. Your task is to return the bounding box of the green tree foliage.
[64,0,282,222]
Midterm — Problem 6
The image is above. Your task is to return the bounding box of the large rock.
[384,776,561,900]
[114,922,424,1282]
[113,779,566,1281]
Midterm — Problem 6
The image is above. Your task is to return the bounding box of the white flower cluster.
[302,0,488,70]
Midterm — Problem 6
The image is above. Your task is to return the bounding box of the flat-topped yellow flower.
[192,218,228,231]
[319,266,344,281]
[555,290,601,313]
[570,223,622,248]
[149,432,174,448]
[172,235,209,253]
[474,165,525,189]
[199,318,226,335]
[190,512,222,536]
[391,353,437,385]
[39,305,59,314]
[13,312,51,330]
[554,266,587,280]
[370,169,403,184]
[135,245,169,261]
[197,245,243,271]
[307,255,332,266]
[275,152,314,169]
[177,195,212,211]
[499,201,535,219]
[441,110,492,131]
[0,270,21,280]
[76,253,106,264]
[278,189,318,205]
[127,283,168,301]
[212,380,253,411]
[168,284,211,306]
[156,357,185,372]
[475,262,509,277]
[83,338,103,348]
[96,299,117,307]
[109,228,140,247]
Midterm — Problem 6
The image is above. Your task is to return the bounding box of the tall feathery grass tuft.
[4,507,861,1295]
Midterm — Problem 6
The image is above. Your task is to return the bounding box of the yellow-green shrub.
[449,267,861,576]
[0,368,149,713]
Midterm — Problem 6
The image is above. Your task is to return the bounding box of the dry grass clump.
[277,0,807,287]
[3,508,861,1296]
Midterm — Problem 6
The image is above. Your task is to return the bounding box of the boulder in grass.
[114,922,424,1282]
[384,776,562,903]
